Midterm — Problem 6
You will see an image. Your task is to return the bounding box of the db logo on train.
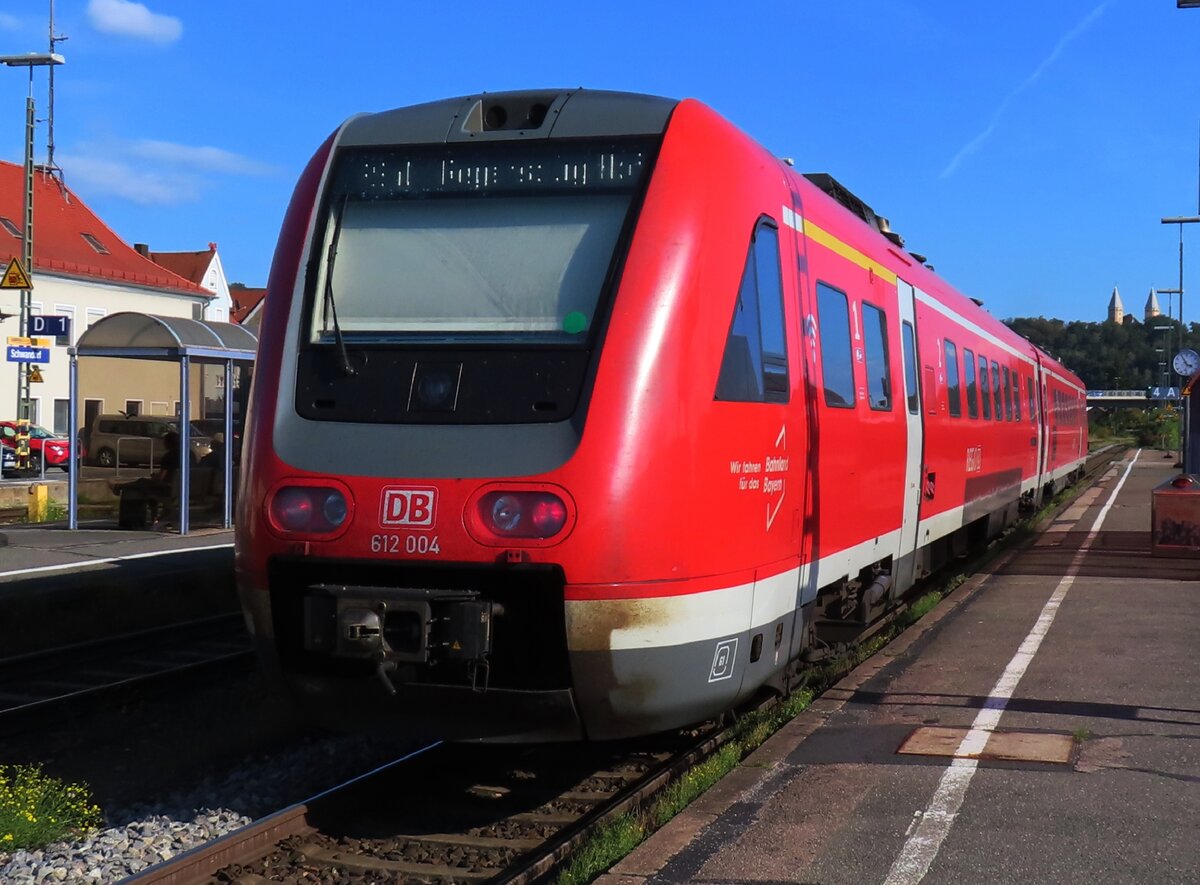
[380,487,437,529]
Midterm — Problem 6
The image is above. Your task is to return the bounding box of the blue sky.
[1,1,1198,324]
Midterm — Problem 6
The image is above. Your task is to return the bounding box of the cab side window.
[817,282,855,408]
[861,302,891,410]
[715,221,789,403]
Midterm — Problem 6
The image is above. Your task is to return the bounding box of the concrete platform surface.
[0,523,237,655]
[601,449,1199,885]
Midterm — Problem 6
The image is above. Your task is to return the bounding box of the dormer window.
[0,217,21,238]
[81,232,109,254]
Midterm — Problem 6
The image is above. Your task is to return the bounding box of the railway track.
[0,612,253,732]
[119,447,1128,885]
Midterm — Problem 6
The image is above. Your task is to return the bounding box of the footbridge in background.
[1086,388,1182,409]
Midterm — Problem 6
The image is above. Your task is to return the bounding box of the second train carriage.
[235,89,1087,741]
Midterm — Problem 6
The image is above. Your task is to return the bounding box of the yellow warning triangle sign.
[27,365,43,383]
[1,257,32,290]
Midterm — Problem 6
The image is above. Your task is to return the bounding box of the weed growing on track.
[0,764,101,852]
[555,691,812,885]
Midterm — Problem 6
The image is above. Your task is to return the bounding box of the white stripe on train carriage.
[914,289,1084,393]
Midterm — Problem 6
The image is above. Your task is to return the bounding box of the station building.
[0,161,240,436]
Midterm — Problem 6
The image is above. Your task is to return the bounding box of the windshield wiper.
[323,194,356,377]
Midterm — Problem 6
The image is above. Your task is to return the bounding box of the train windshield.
[308,140,655,345]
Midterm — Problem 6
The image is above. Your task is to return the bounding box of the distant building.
[1107,286,1124,324]
[229,283,266,331]
[141,242,231,323]
[0,162,214,434]
[1145,288,1162,322]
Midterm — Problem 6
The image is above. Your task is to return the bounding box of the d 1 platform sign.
[29,314,70,337]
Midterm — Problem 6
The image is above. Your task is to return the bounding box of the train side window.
[901,321,919,414]
[816,282,855,408]
[1028,377,1036,421]
[1003,366,1012,420]
[754,225,789,402]
[963,348,978,418]
[990,361,1002,421]
[861,302,891,410]
[715,221,788,404]
[1013,370,1022,420]
[944,339,962,417]
[978,355,992,419]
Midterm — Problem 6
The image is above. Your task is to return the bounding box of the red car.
[0,421,71,470]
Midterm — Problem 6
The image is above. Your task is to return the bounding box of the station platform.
[0,523,237,656]
[601,450,1199,885]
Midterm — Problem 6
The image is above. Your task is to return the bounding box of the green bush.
[0,764,102,852]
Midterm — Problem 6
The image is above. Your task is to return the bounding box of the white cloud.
[60,154,200,205]
[86,0,182,45]
[60,138,275,206]
[129,140,275,176]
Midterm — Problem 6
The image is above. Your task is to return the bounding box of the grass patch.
[555,690,813,885]
[0,764,102,853]
[1072,728,1094,743]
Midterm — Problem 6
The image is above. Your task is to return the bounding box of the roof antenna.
[46,0,68,183]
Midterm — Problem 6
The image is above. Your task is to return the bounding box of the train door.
[781,196,817,663]
[895,279,924,592]
[1034,354,1048,484]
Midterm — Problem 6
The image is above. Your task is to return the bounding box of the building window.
[124,400,142,417]
[0,216,21,237]
[715,220,789,403]
[861,302,891,411]
[944,340,962,417]
[54,304,76,346]
[53,399,69,435]
[86,307,106,328]
[81,233,109,254]
[963,348,978,418]
[817,282,855,408]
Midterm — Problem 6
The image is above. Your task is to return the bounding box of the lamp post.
[1161,216,1200,468]
[0,52,64,469]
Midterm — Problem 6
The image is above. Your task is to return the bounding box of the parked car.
[1,442,14,477]
[193,418,243,462]
[0,421,71,471]
[84,414,212,468]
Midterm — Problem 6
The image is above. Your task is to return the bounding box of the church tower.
[1107,286,1124,324]
[1145,288,1162,322]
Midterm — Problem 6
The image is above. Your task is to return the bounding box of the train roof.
[339,88,678,147]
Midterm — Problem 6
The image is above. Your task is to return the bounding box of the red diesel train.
[235,89,1087,741]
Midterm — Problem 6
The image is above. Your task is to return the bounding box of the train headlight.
[466,484,575,546]
[266,482,353,538]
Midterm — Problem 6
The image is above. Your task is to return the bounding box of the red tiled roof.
[149,247,215,288]
[230,286,265,324]
[0,161,208,296]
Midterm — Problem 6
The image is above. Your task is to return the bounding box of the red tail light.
[266,482,352,537]
[466,484,575,546]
